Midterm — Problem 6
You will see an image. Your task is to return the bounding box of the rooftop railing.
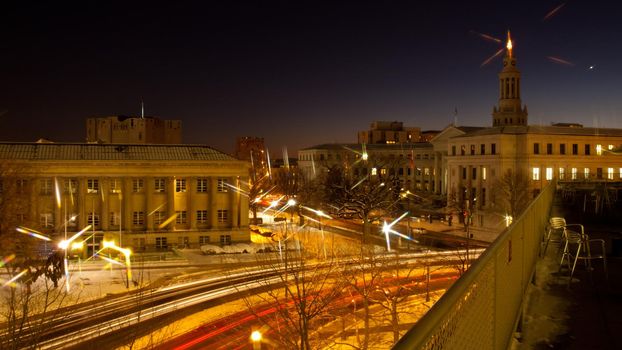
[394,181,555,350]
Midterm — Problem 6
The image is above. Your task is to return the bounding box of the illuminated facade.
[0,143,250,254]
[357,121,422,144]
[445,32,622,215]
[297,143,436,192]
[86,115,182,144]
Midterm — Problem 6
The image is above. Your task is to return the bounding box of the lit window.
[217,178,228,192]
[87,179,99,193]
[571,168,577,180]
[371,168,377,176]
[40,178,53,195]
[424,168,430,176]
[109,179,121,193]
[217,209,228,223]
[545,167,553,181]
[133,211,144,225]
[109,212,120,226]
[65,179,78,194]
[154,178,166,192]
[584,168,590,179]
[596,144,602,155]
[176,211,187,224]
[380,168,387,175]
[608,145,614,150]
[132,179,144,193]
[482,167,487,180]
[197,210,207,224]
[87,213,100,228]
[620,168,622,179]
[532,167,540,180]
[40,213,54,228]
[608,168,614,180]
[559,168,565,180]
[197,178,208,192]
[153,211,166,225]
[176,179,186,192]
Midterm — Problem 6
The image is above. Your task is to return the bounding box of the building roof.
[452,125,622,138]
[299,143,433,151]
[0,143,238,161]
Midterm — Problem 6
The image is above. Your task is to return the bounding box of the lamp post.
[250,330,262,350]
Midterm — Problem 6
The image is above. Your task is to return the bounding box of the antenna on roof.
[453,107,458,126]
[141,98,145,119]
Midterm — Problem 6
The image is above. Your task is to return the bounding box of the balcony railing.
[394,181,555,349]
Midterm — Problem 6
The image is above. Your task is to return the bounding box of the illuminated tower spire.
[492,30,528,126]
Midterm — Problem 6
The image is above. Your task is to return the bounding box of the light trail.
[470,30,502,43]
[480,48,504,67]
[16,226,51,241]
[2,270,28,288]
[543,3,566,21]
[547,56,575,66]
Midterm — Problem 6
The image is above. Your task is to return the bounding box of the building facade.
[0,143,249,255]
[86,115,182,144]
[298,143,436,192]
[357,121,422,144]
[444,32,622,216]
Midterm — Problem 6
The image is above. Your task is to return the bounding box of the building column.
[123,178,132,232]
[167,177,176,230]
[240,176,249,227]
[78,178,87,229]
[101,178,109,231]
[188,177,196,230]
[230,176,239,229]
[210,177,219,229]
[146,177,154,231]
[477,166,483,210]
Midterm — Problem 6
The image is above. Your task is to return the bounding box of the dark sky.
[1,1,621,155]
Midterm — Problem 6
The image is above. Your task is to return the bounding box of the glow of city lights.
[0,254,16,268]
[506,30,513,56]
[381,212,415,251]
[287,198,296,206]
[58,225,92,250]
[71,241,84,251]
[158,213,179,229]
[102,240,132,283]
[16,226,51,241]
[250,330,262,342]
[505,214,513,227]
[3,270,27,288]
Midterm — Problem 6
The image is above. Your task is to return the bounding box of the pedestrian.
[448,214,453,226]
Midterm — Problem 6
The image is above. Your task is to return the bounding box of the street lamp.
[250,330,262,350]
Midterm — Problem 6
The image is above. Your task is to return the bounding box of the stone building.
[445,32,622,216]
[86,115,182,144]
[357,121,422,144]
[0,142,249,254]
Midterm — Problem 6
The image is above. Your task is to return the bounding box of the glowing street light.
[250,330,262,350]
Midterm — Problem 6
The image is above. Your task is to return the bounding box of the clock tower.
[492,31,528,126]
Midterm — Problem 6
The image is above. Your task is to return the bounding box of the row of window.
[451,143,497,156]
[533,143,618,156]
[152,235,231,249]
[532,167,622,181]
[353,167,434,177]
[299,152,435,161]
[30,178,229,195]
[39,210,230,229]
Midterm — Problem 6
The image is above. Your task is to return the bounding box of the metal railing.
[394,182,555,350]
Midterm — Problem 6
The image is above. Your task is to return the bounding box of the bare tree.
[244,225,346,350]
[493,168,531,219]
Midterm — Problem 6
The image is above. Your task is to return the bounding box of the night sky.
[1,1,621,155]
